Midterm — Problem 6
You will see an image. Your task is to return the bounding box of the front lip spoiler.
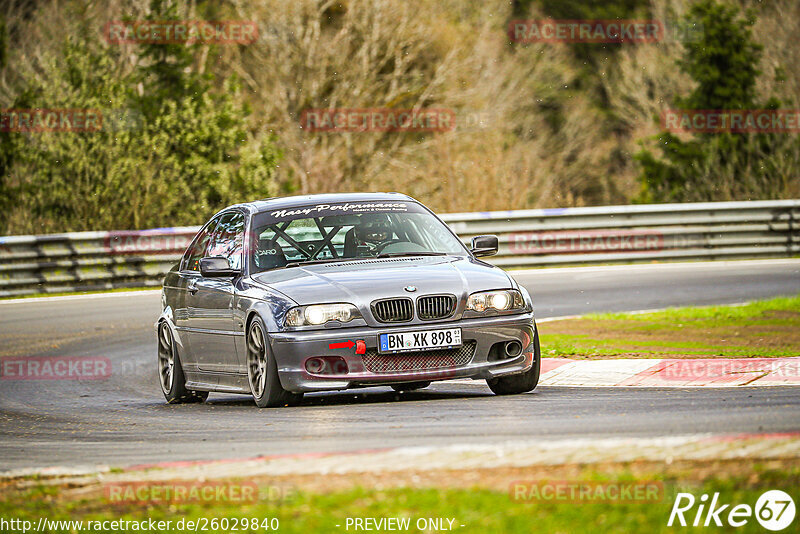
[309,351,530,381]
[269,312,536,392]
[278,352,535,392]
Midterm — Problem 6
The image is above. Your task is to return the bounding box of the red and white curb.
[447,357,800,387]
[533,357,800,387]
[4,432,799,483]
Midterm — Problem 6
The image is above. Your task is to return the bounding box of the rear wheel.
[391,381,431,392]
[486,327,541,396]
[157,322,208,404]
[247,317,303,408]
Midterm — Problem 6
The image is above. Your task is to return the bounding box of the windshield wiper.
[283,252,449,267]
[376,251,449,259]
[284,257,362,268]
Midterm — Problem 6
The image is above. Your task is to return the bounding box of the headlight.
[466,289,525,313]
[285,303,360,326]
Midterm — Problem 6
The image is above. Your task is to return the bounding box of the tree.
[635,0,798,202]
[0,1,282,234]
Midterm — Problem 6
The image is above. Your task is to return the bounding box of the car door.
[174,216,221,375]
[184,210,245,374]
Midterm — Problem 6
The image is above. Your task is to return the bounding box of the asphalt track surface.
[0,259,798,471]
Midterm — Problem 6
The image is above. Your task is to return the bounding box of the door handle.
[187,281,199,295]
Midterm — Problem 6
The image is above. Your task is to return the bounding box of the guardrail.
[0,200,797,297]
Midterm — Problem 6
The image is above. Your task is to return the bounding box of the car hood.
[252,256,513,306]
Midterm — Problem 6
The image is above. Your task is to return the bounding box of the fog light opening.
[305,357,325,374]
[504,340,523,358]
[305,356,349,375]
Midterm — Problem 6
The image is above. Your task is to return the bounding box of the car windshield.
[250,201,467,272]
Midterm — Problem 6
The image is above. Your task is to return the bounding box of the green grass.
[586,294,800,324]
[540,294,800,359]
[1,467,797,533]
[542,336,800,359]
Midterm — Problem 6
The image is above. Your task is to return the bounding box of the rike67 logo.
[668,490,795,531]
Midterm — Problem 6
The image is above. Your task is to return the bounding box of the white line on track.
[0,289,161,305]
[510,258,800,276]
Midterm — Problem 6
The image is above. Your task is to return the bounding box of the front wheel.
[247,317,303,408]
[157,322,208,404]
[486,327,541,396]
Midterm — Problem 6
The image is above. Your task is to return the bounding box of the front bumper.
[269,313,537,392]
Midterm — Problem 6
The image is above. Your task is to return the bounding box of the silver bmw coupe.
[157,193,540,407]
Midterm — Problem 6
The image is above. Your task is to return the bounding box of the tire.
[246,316,303,408]
[157,322,208,404]
[391,381,431,392]
[486,326,541,396]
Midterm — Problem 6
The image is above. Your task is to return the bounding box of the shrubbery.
[0,0,797,234]
[635,0,799,202]
[0,1,282,234]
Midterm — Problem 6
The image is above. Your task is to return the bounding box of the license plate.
[379,328,462,353]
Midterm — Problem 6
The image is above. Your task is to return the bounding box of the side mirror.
[470,235,499,257]
[199,256,240,277]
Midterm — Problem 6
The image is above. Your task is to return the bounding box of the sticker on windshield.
[268,202,418,221]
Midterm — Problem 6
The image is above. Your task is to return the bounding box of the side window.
[205,211,246,270]
[182,217,220,272]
